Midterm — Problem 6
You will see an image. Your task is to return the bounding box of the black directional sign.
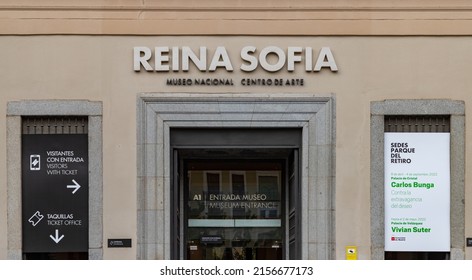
[22,134,88,253]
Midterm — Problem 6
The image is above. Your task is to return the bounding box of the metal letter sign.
[22,134,88,253]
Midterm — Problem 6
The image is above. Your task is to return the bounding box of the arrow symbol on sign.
[50,229,64,244]
[67,179,81,194]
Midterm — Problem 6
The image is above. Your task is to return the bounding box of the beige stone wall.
[0,36,471,259]
[2,0,472,35]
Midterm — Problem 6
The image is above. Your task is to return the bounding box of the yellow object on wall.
[346,246,357,260]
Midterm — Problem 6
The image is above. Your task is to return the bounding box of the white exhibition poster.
[384,133,450,252]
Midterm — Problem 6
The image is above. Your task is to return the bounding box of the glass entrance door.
[185,160,284,260]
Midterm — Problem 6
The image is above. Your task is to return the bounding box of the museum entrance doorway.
[170,129,301,260]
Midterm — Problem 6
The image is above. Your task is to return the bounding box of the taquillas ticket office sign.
[384,133,450,252]
[22,134,88,253]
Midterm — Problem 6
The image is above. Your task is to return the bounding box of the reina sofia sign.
[133,46,338,73]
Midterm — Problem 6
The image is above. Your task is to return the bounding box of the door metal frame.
[170,126,301,260]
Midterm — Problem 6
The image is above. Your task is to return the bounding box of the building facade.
[0,1,470,260]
